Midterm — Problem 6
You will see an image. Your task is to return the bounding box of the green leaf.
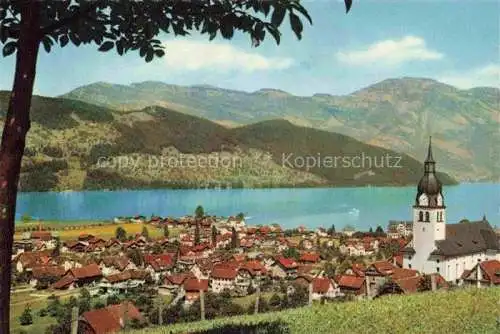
[289,3,313,24]
[145,48,153,62]
[98,41,114,52]
[116,40,124,55]
[42,37,52,53]
[266,25,281,45]
[139,45,147,57]
[289,12,303,39]
[2,41,16,57]
[271,6,286,26]
[220,16,234,39]
[60,35,69,47]
[69,32,81,46]
[154,49,165,57]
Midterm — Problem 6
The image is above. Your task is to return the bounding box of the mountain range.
[0,88,457,192]
[61,77,500,182]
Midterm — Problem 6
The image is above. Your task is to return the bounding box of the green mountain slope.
[61,77,500,182]
[0,94,456,191]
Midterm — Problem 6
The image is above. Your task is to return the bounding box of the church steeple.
[424,136,435,173]
[416,136,443,207]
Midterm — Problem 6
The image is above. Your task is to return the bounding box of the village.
[10,204,500,334]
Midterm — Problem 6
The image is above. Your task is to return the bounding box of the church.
[402,138,500,283]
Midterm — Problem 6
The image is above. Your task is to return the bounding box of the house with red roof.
[270,257,299,278]
[30,266,66,288]
[462,259,500,287]
[79,301,144,334]
[344,263,366,277]
[144,253,175,282]
[99,256,136,276]
[311,277,340,300]
[13,250,54,273]
[53,263,103,290]
[299,252,321,264]
[334,275,366,299]
[210,264,239,293]
[99,270,150,294]
[161,272,194,292]
[183,278,209,303]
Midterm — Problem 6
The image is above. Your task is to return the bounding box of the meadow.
[14,221,183,241]
[126,287,500,334]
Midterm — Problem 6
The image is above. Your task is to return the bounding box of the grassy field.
[10,288,80,334]
[126,287,500,334]
[14,221,184,241]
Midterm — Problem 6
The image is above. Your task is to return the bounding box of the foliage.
[19,306,33,326]
[195,222,201,246]
[417,275,432,292]
[195,205,205,219]
[115,226,127,241]
[42,145,64,158]
[327,224,336,235]
[128,248,144,267]
[163,225,169,238]
[141,225,149,239]
[211,225,217,246]
[282,247,300,260]
[107,294,121,305]
[231,227,238,249]
[21,213,31,224]
[323,262,336,277]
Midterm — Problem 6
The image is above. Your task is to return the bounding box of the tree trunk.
[0,2,40,332]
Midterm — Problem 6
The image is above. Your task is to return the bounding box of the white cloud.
[438,64,500,89]
[336,36,444,67]
[161,40,293,72]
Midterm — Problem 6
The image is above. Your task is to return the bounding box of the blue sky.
[0,0,498,96]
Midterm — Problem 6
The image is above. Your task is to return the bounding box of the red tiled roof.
[82,301,143,334]
[276,257,298,269]
[391,268,419,280]
[241,260,266,275]
[336,275,365,290]
[104,270,149,284]
[165,273,193,286]
[395,276,421,294]
[183,278,209,292]
[312,277,332,294]
[369,261,395,275]
[300,252,320,263]
[52,275,76,289]
[69,263,102,279]
[31,231,52,241]
[480,260,500,284]
[211,265,238,280]
[351,263,366,277]
[32,266,65,279]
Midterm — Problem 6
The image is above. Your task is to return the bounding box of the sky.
[0,0,499,97]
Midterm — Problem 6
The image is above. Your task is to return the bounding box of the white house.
[402,138,500,283]
[210,265,238,293]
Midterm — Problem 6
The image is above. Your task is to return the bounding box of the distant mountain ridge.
[60,77,500,182]
[0,93,457,191]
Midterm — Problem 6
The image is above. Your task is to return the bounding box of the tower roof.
[416,136,443,206]
[425,136,435,163]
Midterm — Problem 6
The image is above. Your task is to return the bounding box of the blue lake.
[16,183,500,230]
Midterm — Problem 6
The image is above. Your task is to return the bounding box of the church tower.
[411,137,446,270]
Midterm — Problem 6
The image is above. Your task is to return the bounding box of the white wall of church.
[441,253,486,282]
